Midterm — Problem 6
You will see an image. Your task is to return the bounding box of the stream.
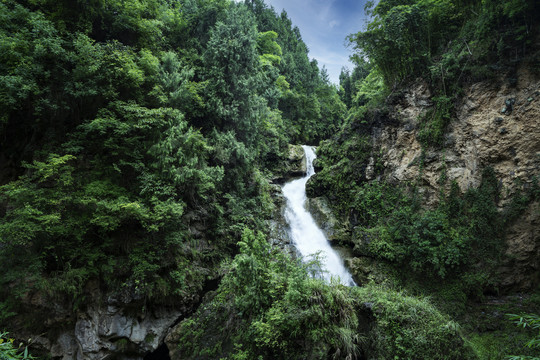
[282,145,355,286]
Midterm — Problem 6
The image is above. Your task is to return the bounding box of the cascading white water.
[282,145,355,286]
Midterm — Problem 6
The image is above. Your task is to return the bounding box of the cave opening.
[144,343,171,360]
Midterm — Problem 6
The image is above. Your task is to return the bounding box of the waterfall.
[282,145,355,286]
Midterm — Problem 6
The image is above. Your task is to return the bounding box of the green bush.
[417,95,453,148]
[355,284,474,360]
[176,228,362,360]
[0,332,33,360]
[506,313,540,360]
[175,228,475,360]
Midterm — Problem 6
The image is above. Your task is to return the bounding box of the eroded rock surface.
[372,74,539,208]
[499,201,540,291]
[18,283,187,360]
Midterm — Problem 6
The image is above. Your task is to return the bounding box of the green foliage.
[355,284,474,359]
[342,68,388,125]
[278,85,345,144]
[1,0,319,316]
[348,1,430,87]
[246,0,346,144]
[306,121,374,213]
[506,314,540,360]
[352,68,385,108]
[310,0,539,358]
[349,0,538,90]
[177,228,362,359]
[257,30,282,66]
[203,4,265,147]
[417,95,453,148]
[314,0,540,295]
[0,332,34,360]
[177,228,471,359]
[3,1,521,359]
[150,51,205,118]
[344,0,539,148]
[503,177,540,223]
[0,103,222,300]
[464,307,540,360]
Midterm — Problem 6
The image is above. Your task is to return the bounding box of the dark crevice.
[143,275,222,360]
[144,343,170,360]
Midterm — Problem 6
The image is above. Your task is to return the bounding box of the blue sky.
[262,0,369,84]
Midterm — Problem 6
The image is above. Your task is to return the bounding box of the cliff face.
[14,280,193,360]
[363,64,540,291]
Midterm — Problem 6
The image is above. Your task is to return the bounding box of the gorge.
[0,0,538,359]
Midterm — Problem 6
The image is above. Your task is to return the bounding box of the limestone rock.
[60,303,182,360]
[16,285,185,360]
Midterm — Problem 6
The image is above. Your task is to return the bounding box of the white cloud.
[230,0,369,84]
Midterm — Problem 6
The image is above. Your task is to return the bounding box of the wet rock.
[494,117,503,125]
[68,305,182,359]
[424,151,438,164]
[443,133,456,147]
[464,98,478,111]
[346,256,387,286]
[307,196,339,240]
[506,98,516,107]
[75,319,101,353]
[365,157,375,180]
[50,333,77,360]
[20,288,185,360]
[288,144,307,175]
[312,157,322,172]
[267,183,296,253]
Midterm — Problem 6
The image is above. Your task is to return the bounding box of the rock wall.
[306,196,339,242]
[16,281,194,360]
[364,65,540,290]
[49,303,181,360]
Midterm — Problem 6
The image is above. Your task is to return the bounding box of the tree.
[203,4,265,147]
[339,67,353,108]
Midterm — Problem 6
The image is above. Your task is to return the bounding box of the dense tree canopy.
[0,0,345,321]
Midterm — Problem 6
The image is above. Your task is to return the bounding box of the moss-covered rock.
[270,144,307,183]
[355,284,476,360]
